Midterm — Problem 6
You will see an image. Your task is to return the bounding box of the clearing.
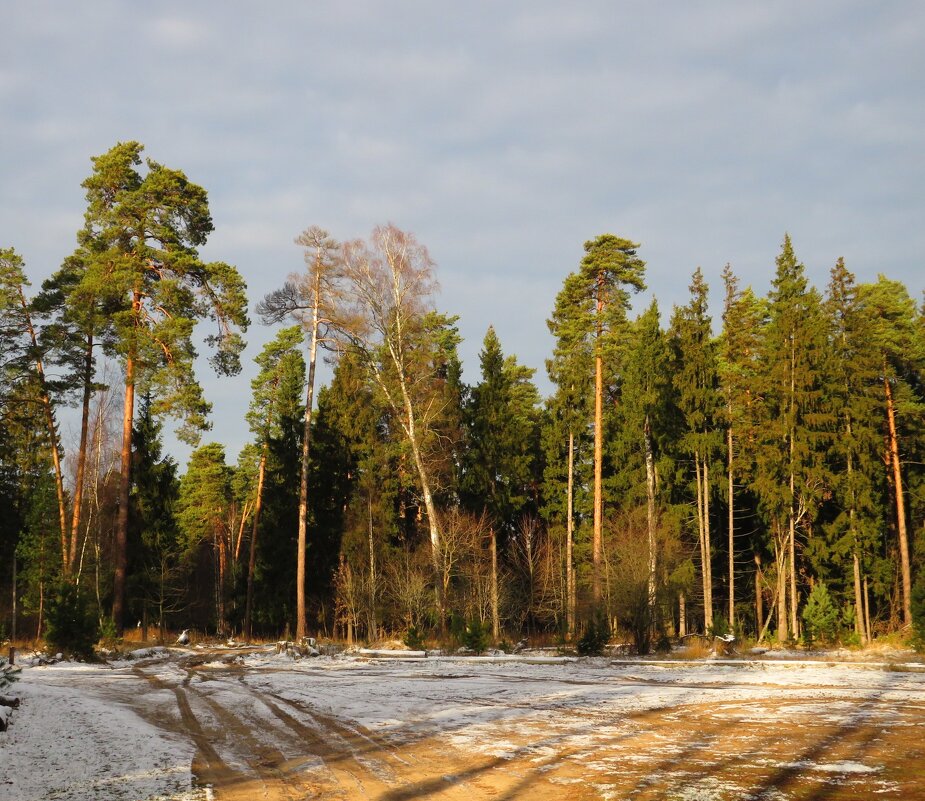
[1,646,924,800]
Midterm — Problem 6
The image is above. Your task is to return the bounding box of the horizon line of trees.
[2,142,924,652]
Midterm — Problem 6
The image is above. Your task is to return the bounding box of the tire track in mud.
[130,656,476,800]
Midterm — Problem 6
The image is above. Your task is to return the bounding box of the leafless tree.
[258,226,343,640]
[335,225,450,624]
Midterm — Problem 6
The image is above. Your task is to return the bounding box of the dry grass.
[676,638,712,659]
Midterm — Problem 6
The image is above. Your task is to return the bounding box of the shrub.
[462,620,490,654]
[801,583,839,646]
[912,572,925,652]
[0,657,17,690]
[44,581,100,660]
[403,625,426,651]
[708,614,730,638]
[577,611,611,656]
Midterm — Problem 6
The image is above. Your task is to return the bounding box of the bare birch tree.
[336,224,450,626]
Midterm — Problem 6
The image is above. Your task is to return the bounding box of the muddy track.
[96,653,925,801]
[127,656,479,800]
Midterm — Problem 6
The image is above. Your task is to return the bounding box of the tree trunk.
[296,286,321,641]
[863,575,872,644]
[368,494,377,640]
[788,473,799,639]
[755,554,763,640]
[703,458,713,627]
[883,378,912,627]
[566,429,575,640]
[68,333,95,573]
[244,446,268,639]
[113,347,136,636]
[393,360,444,631]
[853,551,866,646]
[727,424,735,627]
[11,553,16,643]
[490,526,500,640]
[695,454,712,631]
[678,591,686,637]
[774,526,787,642]
[644,415,657,616]
[592,321,604,606]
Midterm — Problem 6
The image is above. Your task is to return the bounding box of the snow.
[0,662,200,801]
[1,649,923,799]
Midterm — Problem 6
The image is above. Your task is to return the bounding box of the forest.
[2,141,924,654]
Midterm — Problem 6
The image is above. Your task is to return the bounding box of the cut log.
[357,648,427,659]
[0,695,20,709]
[0,705,11,732]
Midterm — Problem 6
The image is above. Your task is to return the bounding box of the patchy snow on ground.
[1,648,923,800]
[0,661,201,801]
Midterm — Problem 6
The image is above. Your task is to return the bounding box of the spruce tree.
[243,326,305,638]
[822,260,883,644]
[129,395,180,641]
[753,235,833,641]
[718,267,768,634]
[177,444,234,634]
[461,326,541,637]
[669,269,722,631]
[615,300,674,637]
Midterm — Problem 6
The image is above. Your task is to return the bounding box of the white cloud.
[149,15,213,48]
[3,0,924,463]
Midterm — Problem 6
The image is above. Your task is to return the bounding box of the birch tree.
[336,224,453,626]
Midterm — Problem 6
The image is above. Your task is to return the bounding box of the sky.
[2,1,923,468]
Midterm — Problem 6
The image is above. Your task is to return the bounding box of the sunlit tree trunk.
[883,377,912,626]
[68,334,95,573]
[244,444,268,639]
[644,415,657,615]
[566,429,575,639]
[113,339,136,635]
[592,290,604,605]
[296,279,321,641]
[490,526,500,640]
[727,425,735,627]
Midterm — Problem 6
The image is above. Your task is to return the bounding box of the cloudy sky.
[3,1,923,467]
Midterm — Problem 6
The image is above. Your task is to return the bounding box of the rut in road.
[128,657,478,800]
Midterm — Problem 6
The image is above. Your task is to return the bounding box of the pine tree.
[31,249,111,574]
[76,142,248,634]
[0,249,69,575]
[258,226,342,640]
[547,235,645,604]
[544,282,595,637]
[858,277,925,627]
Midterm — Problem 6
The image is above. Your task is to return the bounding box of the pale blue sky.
[3,1,923,467]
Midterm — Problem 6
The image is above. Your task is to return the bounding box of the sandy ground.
[2,648,924,800]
